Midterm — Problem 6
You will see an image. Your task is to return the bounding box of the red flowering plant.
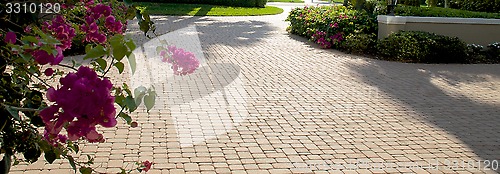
[0,0,160,173]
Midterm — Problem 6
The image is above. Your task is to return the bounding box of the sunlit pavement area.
[11,3,500,174]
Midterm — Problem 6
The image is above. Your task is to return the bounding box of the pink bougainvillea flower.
[40,66,116,145]
[32,46,64,65]
[160,45,200,76]
[142,161,152,172]
[24,26,32,33]
[43,15,76,51]
[91,4,112,19]
[46,87,57,102]
[104,16,124,34]
[4,31,16,44]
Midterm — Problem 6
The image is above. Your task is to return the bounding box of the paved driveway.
[11,3,500,174]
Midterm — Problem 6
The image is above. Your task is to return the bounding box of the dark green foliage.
[394,5,500,19]
[135,0,267,7]
[455,0,500,13]
[465,43,500,63]
[363,0,385,15]
[377,31,468,63]
[400,0,421,6]
[351,0,366,10]
[341,33,377,55]
[426,0,438,6]
[256,0,267,8]
[486,42,500,60]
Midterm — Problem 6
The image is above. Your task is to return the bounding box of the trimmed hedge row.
[287,6,500,63]
[377,31,468,63]
[394,5,500,19]
[135,0,267,7]
[452,0,500,13]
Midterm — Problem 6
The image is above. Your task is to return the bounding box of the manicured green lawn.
[137,2,284,16]
[268,0,304,3]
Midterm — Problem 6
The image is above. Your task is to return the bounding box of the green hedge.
[399,0,420,6]
[467,43,500,63]
[377,31,468,63]
[135,0,267,7]
[455,0,500,13]
[394,5,500,19]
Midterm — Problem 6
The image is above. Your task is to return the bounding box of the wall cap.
[378,15,500,25]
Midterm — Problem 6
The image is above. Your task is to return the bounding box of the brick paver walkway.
[11,3,500,174]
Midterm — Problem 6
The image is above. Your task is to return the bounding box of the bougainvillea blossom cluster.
[42,15,76,50]
[160,45,200,76]
[81,4,123,44]
[25,15,76,66]
[40,66,116,145]
[312,31,332,49]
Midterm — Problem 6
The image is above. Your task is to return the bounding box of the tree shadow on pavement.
[349,60,500,167]
[126,16,276,50]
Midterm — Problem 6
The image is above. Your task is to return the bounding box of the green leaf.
[113,45,127,61]
[22,36,39,43]
[40,45,57,56]
[84,45,106,59]
[5,106,20,121]
[125,96,137,112]
[95,58,107,71]
[19,53,32,61]
[79,167,92,174]
[135,9,144,22]
[119,112,132,124]
[122,83,132,96]
[134,86,147,106]
[142,10,151,21]
[115,95,126,107]
[68,156,76,172]
[139,21,150,34]
[144,90,156,112]
[120,168,127,174]
[44,150,56,164]
[127,53,136,74]
[110,35,127,61]
[35,28,60,45]
[114,62,125,74]
[85,44,92,53]
[126,39,136,52]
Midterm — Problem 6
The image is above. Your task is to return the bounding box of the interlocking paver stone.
[9,2,500,174]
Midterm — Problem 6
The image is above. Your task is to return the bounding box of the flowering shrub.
[0,0,188,173]
[286,5,377,49]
